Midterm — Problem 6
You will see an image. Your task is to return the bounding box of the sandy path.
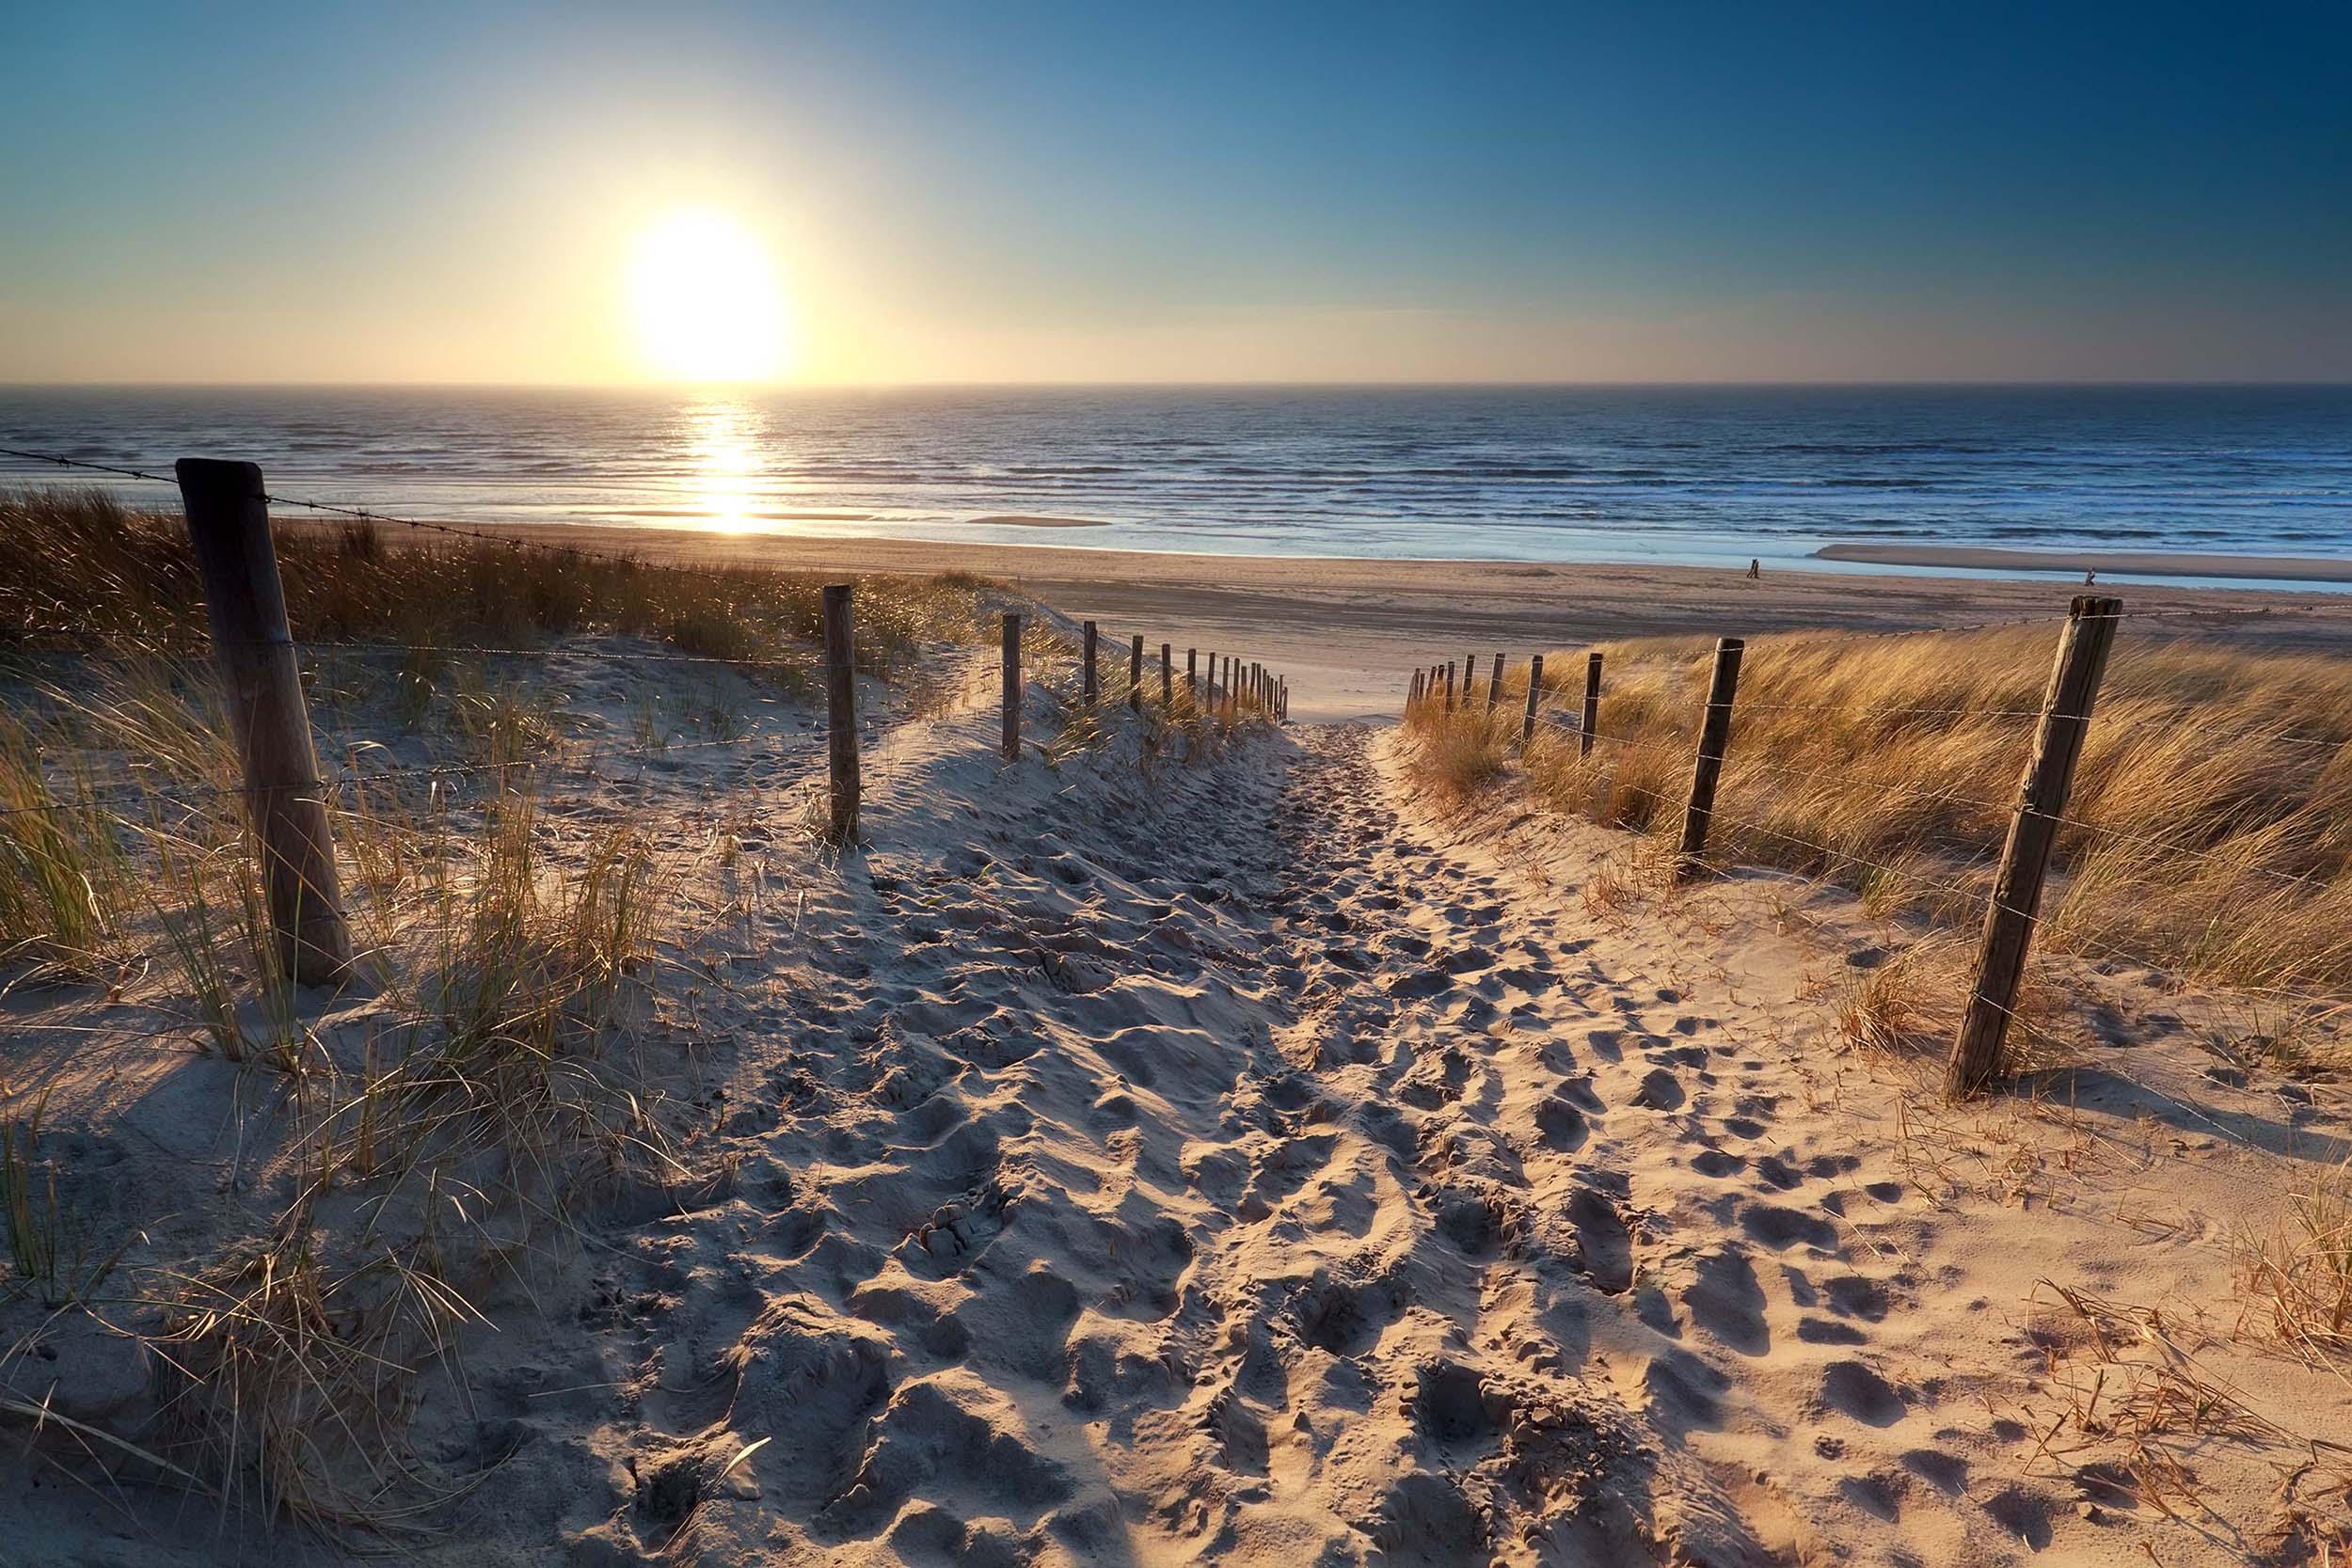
[415,671,2340,1567]
[505,702,2029,1564]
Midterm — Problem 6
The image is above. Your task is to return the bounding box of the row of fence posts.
[1403,595,2122,1100]
[157,461,1291,996]
[995,613,1289,763]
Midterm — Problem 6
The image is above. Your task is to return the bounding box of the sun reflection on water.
[682,401,768,532]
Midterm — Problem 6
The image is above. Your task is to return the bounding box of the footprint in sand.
[1567,1182,1636,1294]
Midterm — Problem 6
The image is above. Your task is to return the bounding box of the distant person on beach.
[2085,569,2096,585]
[1747,558,1760,580]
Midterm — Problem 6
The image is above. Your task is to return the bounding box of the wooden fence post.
[1408,670,1423,713]
[1674,638,1744,876]
[1521,653,1544,745]
[1129,634,1144,712]
[1463,654,1478,707]
[1443,661,1455,712]
[823,583,861,845]
[1000,611,1021,762]
[1486,655,1503,709]
[1186,646,1198,698]
[1160,641,1172,708]
[176,458,350,985]
[1580,652,1603,759]
[1946,595,2122,1098]
[1083,620,1099,704]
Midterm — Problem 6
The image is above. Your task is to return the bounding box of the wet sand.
[1817,542,2352,584]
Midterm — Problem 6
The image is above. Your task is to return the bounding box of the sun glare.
[628,209,794,383]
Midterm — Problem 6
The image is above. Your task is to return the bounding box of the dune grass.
[1406,623,2352,1002]
[0,484,1025,1528]
[0,485,989,679]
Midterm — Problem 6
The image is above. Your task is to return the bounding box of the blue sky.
[2,1,2346,382]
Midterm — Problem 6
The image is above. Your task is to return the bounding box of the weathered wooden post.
[1408,670,1423,713]
[1000,611,1021,762]
[1463,654,1479,707]
[1160,641,1172,708]
[823,583,862,845]
[1486,655,1503,709]
[176,458,351,985]
[1945,596,2121,1098]
[1443,661,1455,712]
[1580,652,1602,758]
[1521,653,1545,745]
[1186,647,1198,699]
[1129,634,1144,712]
[1083,620,1100,704]
[1674,638,1744,876]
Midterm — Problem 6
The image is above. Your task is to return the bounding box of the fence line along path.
[1391,593,2285,1102]
[3,454,1300,982]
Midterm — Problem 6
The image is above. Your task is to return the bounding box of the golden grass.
[0,488,1027,1529]
[0,715,125,974]
[2239,1156,2352,1384]
[1,485,990,678]
[1408,622,2352,999]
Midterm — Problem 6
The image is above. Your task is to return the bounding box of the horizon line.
[6,377,2351,392]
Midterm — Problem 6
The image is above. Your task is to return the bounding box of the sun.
[627,209,795,382]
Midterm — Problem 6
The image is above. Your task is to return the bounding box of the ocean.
[2,385,2346,584]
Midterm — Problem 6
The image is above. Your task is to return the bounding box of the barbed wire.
[1559,751,2352,1023]
[1424,655,2352,887]
[2,447,653,569]
[0,730,783,820]
[0,624,825,675]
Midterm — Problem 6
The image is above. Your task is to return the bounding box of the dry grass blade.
[2239,1156,2352,1388]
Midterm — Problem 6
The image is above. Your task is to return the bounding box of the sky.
[2,1,2347,385]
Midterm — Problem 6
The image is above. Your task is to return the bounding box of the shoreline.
[1816,541,2352,585]
[489,520,2352,722]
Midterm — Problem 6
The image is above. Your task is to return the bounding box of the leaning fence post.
[823,583,862,845]
[1186,646,1198,699]
[1160,641,1172,708]
[1083,620,1099,704]
[1000,611,1021,762]
[1580,652,1603,758]
[1675,638,1744,876]
[1129,634,1144,712]
[1946,595,2121,1098]
[176,458,351,985]
[1520,653,1545,745]
[1486,654,1503,709]
[1443,661,1455,712]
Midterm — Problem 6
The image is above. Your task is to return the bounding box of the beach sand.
[8,531,2349,1566]
[516,523,2352,721]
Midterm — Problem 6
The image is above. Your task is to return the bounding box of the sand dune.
[6,609,2346,1565]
